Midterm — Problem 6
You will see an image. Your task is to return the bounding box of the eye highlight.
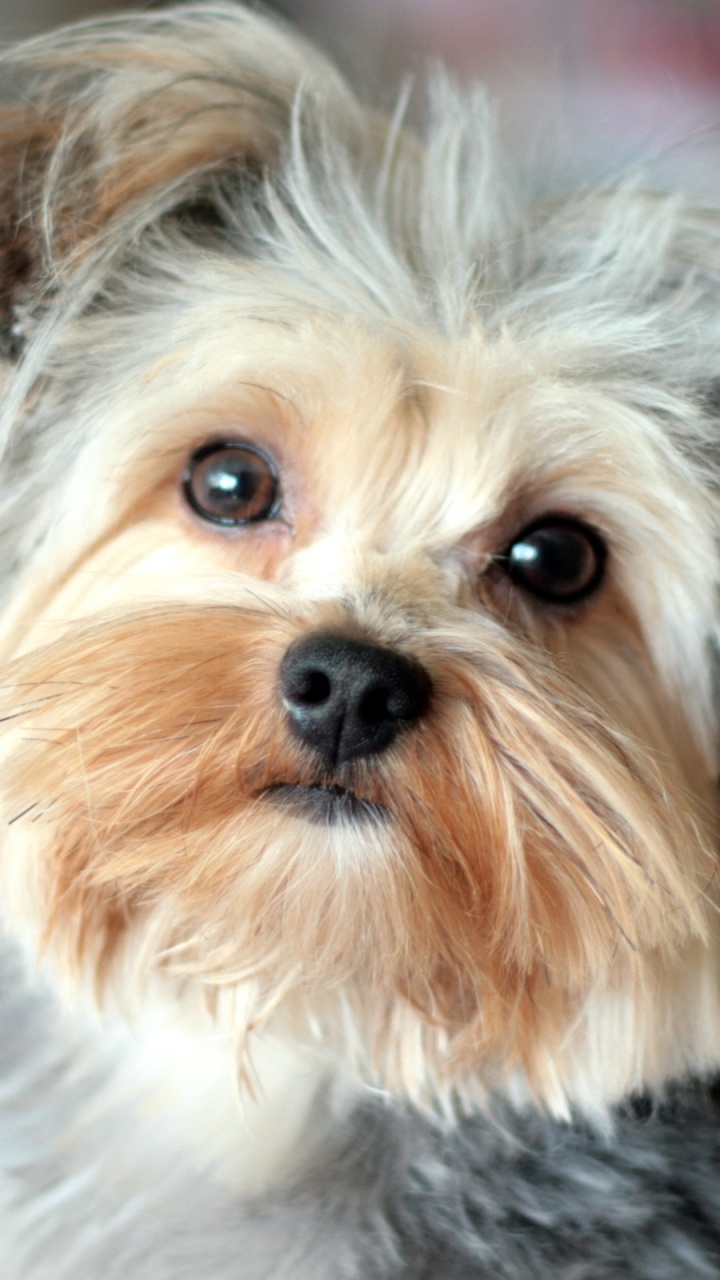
[183,441,280,526]
[502,517,607,604]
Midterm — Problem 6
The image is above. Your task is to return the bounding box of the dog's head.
[0,3,718,1117]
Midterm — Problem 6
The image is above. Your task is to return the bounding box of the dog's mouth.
[263,782,389,825]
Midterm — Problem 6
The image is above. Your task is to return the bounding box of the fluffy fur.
[1,4,720,1275]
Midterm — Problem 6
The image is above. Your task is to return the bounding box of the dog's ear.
[0,109,57,358]
[0,5,351,356]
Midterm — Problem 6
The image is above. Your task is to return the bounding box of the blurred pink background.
[4,0,720,180]
[271,0,720,182]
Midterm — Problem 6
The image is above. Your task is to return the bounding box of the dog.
[1,3,720,1275]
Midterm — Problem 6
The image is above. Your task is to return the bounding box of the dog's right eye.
[183,441,280,526]
[502,516,607,604]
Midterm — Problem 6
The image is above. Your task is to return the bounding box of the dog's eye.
[183,441,280,526]
[503,517,606,604]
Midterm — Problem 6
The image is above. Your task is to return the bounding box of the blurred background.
[3,0,720,182]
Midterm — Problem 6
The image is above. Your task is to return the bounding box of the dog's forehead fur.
[0,4,718,609]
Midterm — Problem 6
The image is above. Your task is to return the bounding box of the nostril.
[294,669,332,707]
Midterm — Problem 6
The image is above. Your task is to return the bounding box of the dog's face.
[0,4,718,1117]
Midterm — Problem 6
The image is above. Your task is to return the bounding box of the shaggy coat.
[0,5,719,1276]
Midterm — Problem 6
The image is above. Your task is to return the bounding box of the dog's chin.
[263,782,389,826]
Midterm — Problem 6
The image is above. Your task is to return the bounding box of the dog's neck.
[90,1007,330,1194]
[0,934,335,1198]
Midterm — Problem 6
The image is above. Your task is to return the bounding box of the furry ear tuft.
[0,3,351,354]
[0,111,57,357]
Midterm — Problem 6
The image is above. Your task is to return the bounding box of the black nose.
[279,632,431,767]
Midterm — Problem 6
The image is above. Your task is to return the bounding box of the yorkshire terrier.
[1,4,720,1276]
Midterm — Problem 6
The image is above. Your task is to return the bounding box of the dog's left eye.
[183,441,280,526]
[503,517,607,604]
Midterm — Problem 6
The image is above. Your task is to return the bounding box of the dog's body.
[1,5,720,1275]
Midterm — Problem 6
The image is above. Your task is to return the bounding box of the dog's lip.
[262,782,389,825]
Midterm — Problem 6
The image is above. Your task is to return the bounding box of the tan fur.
[1,573,714,1101]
